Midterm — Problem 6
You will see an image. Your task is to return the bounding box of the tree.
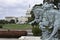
[0,20,6,24]
[28,11,35,22]
[16,20,18,22]
[5,20,9,24]
[0,20,6,28]
[10,19,15,24]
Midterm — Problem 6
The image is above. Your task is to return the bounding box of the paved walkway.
[0,38,18,40]
[0,36,41,40]
[19,36,41,40]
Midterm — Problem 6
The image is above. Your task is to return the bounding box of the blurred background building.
[26,4,31,17]
[5,16,28,24]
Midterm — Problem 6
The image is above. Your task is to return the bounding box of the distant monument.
[30,1,60,40]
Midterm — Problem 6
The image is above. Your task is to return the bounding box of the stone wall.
[0,31,27,38]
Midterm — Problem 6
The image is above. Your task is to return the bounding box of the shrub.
[32,26,42,36]
[0,20,6,28]
[0,20,5,24]
[0,24,3,28]
[5,21,9,24]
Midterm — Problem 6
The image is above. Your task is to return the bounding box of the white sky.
[0,0,43,19]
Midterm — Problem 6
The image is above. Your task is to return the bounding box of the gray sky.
[0,0,43,19]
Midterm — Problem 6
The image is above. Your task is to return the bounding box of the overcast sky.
[0,0,43,19]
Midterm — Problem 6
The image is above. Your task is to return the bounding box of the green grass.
[3,24,32,29]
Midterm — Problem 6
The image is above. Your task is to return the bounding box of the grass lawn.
[3,24,32,29]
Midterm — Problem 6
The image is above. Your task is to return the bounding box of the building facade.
[5,16,28,24]
[16,16,28,24]
[26,8,31,17]
[5,16,17,23]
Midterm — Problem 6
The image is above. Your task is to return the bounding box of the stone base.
[19,36,42,40]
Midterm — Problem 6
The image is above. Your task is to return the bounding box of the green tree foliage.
[10,19,15,24]
[16,20,18,22]
[0,20,5,24]
[0,20,6,28]
[4,20,8,24]
[28,11,35,22]
[32,26,42,36]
